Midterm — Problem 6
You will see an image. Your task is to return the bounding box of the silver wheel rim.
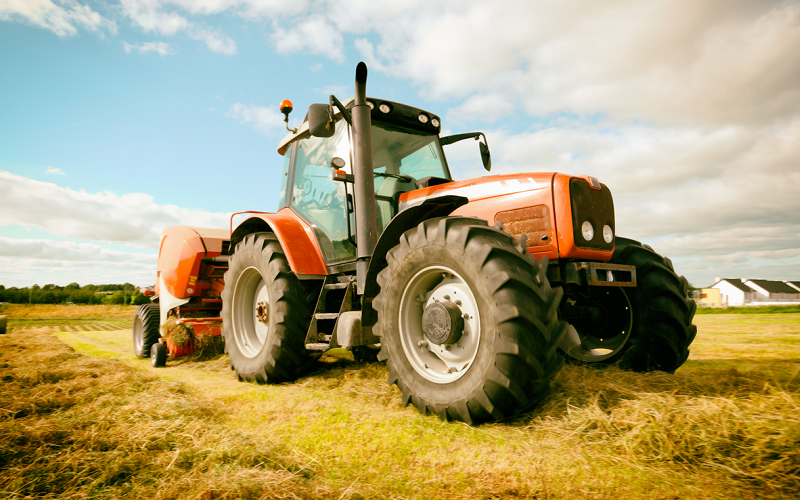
[232,266,270,359]
[399,265,480,383]
[561,288,633,362]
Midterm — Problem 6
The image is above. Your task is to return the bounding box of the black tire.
[221,233,312,383]
[133,303,160,358]
[374,217,566,424]
[151,342,167,367]
[560,237,697,372]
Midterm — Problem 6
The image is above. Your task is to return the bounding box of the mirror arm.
[440,132,484,146]
[330,95,352,126]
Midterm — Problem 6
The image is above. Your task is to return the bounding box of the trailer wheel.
[151,342,167,367]
[222,233,312,383]
[133,303,160,358]
[560,237,697,372]
[374,217,566,424]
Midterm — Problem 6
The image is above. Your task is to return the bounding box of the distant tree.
[102,290,126,305]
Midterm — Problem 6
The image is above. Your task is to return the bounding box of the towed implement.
[133,62,696,424]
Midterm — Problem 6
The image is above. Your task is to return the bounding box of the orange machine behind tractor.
[133,63,696,424]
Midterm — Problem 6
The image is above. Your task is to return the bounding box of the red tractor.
[132,63,696,423]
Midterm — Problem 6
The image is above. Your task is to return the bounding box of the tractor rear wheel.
[560,237,697,372]
[221,233,312,383]
[133,303,160,358]
[374,217,566,424]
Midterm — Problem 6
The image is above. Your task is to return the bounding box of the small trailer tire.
[151,342,167,367]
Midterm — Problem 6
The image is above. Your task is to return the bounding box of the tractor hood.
[398,172,556,212]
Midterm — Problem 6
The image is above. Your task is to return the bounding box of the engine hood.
[398,172,556,211]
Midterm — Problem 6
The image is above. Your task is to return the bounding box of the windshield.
[372,124,449,234]
[288,119,451,266]
[371,124,449,180]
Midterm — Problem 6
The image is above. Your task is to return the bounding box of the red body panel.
[156,226,230,299]
[233,208,328,275]
[398,172,614,262]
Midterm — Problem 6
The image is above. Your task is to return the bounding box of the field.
[1,304,798,499]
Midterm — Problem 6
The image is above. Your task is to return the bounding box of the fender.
[361,195,469,327]
[230,208,328,276]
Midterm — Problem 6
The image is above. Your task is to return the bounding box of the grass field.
[1,305,798,499]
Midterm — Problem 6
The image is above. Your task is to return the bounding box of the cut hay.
[163,311,224,359]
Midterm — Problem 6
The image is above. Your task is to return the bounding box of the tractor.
[132,62,697,424]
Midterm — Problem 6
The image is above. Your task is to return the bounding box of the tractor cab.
[276,98,456,265]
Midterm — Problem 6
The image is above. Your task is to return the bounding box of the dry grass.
[2,306,799,499]
[0,327,328,499]
[0,304,137,320]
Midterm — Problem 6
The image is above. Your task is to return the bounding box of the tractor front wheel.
[560,237,697,372]
[374,217,566,424]
[133,303,160,358]
[221,233,312,383]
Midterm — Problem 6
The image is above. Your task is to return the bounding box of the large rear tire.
[374,217,566,424]
[133,303,160,358]
[221,233,312,383]
[560,237,697,372]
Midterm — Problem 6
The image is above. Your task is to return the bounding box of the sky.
[1,0,799,290]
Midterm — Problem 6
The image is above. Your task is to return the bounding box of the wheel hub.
[422,301,464,345]
[256,301,269,323]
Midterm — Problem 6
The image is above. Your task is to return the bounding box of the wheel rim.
[232,266,271,359]
[399,266,481,383]
[560,287,633,362]
[133,316,143,352]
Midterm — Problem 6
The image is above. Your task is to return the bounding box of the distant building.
[700,277,800,306]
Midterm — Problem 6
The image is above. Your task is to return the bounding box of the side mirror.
[440,131,492,172]
[479,141,491,171]
[308,103,335,137]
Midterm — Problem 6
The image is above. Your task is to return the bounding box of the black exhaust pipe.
[351,62,378,294]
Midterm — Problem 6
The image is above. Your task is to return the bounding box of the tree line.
[0,283,151,305]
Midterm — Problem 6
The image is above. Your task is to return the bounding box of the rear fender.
[230,208,327,276]
[361,195,469,327]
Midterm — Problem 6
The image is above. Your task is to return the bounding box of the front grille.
[495,205,551,247]
[569,178,615,251]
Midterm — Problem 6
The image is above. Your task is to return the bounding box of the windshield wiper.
[374,171,413,183]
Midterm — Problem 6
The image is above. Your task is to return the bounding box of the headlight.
[603,225,613,243]
[431,118,440,127]
[366,100,375,110]
[379,103,391,114]
[581,221,594,241]
[418,113,429,124]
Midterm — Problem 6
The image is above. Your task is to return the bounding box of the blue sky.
[1,0,799,289]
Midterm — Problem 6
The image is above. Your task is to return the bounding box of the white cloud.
[45,166,65,175]
[0,237,155,264]
[0,172,229,249]
[328,0,800,127]
[192,28,237,54]
[121,0,190,35]
[272,15,345,62]
[225,103,285,135]
[123,41,174,55]
[0,0,116,37]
